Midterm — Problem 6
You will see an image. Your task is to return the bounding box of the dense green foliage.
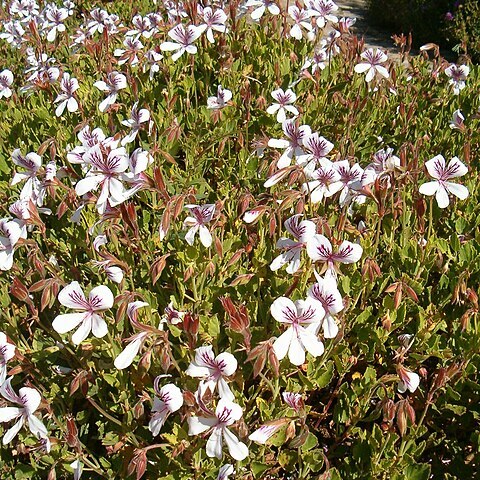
[0,1,479,479]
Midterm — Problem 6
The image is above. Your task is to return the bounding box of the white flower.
[245,0,280,21]
[0,378,48,446]
[449,110,465,131]
[282,391,303,412]
[207,85,232,110]
[270,214,316,274]
[302,160,342,204]
[11,149,43,204]
[183,204,216,247]
[297,131,334,173]
[186,346,237,400]
[54,73,79,117]
[354,48,389,82]
[306,0,338,28]
[0,333,15,385]
[419,154,468,209]
[307,271,343,338]
[160,24,202,62]
[149,383,183,436]
[74,145,130,214]
[332,160,364,206]
[121,102,150,145]
[161,302,185,328]
[114,37,144,66]
[188,399,249,461]
[445,64,469,95]
[197,6,228,44]
[0,69,14,99]
[266,88,299,123]
[268,119,311,169]
[93,71,127,113]
[248,418,289,444]
[307,234,363,276]
[45,5,68,42]
[302,49,327,74]
[52,281,114,345]
[0,218,27,271]
[287,6,312,40]
[114,301,149,369]
[397,366,420,393]
[271,297,325,366]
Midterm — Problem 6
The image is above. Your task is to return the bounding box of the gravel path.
[336,0,401,55]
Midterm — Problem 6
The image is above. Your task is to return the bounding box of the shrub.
[448,0,480,62]
[367,0,454,46]
[0,1,479,479]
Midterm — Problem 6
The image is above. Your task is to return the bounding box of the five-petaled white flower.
[0,377,48,446]
[268,119,311,169]
[0,333,15,385]
[11,149,43,204]
[186,346,237,401]
[74,144,130,214]
[160,24,203,62]
[266,88,299,123]
[0,69,14,99]
[93,71,127,113]
[270,214,316,274]
[306,0,338,28]
[297,131,334,174]
[354,48,389,83]
[445,64,469,95]
[197,6,228,44]
[288,6,313,40]
[149,382,184,436]
[307,234,363,275]
[121,102,150,145]
[419,154,468,209]
[54,72,79,117]
[271,297,325,366]
[188,399,249,460]
[114,37,144,66]
[362,147,400,187]
[52,281,114,345]
[183,204,216,247]
[307,271,343,338]
[302,159,342,204]
[45,5,68,42]
[207,85,232,110]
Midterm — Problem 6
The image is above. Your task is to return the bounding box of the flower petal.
[88,285,114,310]
[91,314,108,338]
[71,317,92,345]
[273,328,294,361]
[223,428,249,461]
[58,281,87,309]
[52,312,88,334]
[206,427,223,459]
[298,326,324,358]
[419,181,439,196]
[445,182,469,200]
[287,331,305,366]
